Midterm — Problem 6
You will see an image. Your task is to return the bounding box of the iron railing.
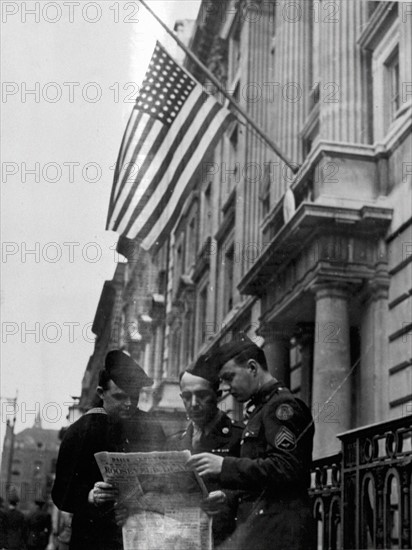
[309,414,412,549]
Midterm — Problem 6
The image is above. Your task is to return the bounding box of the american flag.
[106,42,236,251]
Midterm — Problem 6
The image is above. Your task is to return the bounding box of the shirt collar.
[192,409,223,436]
[248,379,283,407]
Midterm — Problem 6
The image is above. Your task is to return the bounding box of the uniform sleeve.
[51,416,104,513]
[220,396,314,492]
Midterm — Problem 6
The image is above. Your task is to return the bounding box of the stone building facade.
[81,0,411,455]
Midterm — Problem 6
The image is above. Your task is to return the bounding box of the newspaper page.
[95,450,212,550]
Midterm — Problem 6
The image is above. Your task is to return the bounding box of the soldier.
[52,350,165,550]
[168,354,244,547]
[188,339,315,550]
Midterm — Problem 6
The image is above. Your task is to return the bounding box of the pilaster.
[320,0,369,143]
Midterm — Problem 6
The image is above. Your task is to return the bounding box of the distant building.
[0,414,60,511]
[78,262,127,412]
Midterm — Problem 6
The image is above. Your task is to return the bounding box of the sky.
[0,0,201,448]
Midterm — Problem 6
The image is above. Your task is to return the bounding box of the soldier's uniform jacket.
[168,411,244,456]
[219,380,315,550]
[168,411,244,547]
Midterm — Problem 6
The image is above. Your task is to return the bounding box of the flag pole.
[138,0,299,173]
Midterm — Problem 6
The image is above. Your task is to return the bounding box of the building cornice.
[238,203,393,296]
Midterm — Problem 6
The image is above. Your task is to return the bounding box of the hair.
[232,346,268,371]
[179,370,219,393]
[98,368,112,390]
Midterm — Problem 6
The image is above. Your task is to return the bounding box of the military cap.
[105,350,153,396]
[214,335,266,370]
[185,353,220,392]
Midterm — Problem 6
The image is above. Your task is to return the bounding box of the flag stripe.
[113,87,206,232]
[120,109,142,168]
[115,109,144,195]
[113,113,156,207]
[125,101,228,238]
[115,93,209,235]
[142,115,233,249]
[106,111,139,224]
[110,117,165,228]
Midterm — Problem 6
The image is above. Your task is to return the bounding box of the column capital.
[311,282,353,301]
[360,269,390,303]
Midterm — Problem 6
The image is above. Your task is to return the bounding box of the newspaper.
[95,450,212,550]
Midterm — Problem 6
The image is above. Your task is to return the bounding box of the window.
[170,327,181,378]
[369,19,400,140]
[223,244,235,317]
[157,270,167,295]
[174,235,185,295]
[229,18,241,82]
[197,285,208,346]
[186,216,198,270]
[225,115,239,196]
[183,310,194,366]
[203,185,212,237]
[260,163,272,218]
[385,47,400,122]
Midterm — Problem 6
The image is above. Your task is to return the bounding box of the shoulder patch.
[274,426,296,450]
[275,403,294,421]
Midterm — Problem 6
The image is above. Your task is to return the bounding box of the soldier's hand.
[187,452,224,476]
[88,481,118,506]
[201,490,228,516]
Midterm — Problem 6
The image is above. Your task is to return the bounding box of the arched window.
[384,471,401,549]
[314,499,324,550]
[329,497,341,550]
[361,474,376,548]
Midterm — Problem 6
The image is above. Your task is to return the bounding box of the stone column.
[312,284,352,457]
[261,323,291,385]
[294,323,315,406]
[359,273,389,426]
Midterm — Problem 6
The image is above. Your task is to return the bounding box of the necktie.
[192,424,203,451]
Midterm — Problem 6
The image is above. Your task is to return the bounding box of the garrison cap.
[185,353,220,392]
[214,335,265,370]
[105,350,153,397]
